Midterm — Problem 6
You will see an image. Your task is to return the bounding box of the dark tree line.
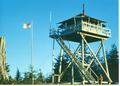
[53,54,82,83]
[0,44,119,84]
[108,44,119,84]
[0,65,45,84]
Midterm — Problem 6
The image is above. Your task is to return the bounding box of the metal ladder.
[56,37,96,84]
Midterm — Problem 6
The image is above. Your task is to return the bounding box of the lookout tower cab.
[50,13,111,42]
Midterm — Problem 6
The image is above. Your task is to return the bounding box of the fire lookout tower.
[49,5,112,84]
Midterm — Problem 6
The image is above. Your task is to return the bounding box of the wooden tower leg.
[58,48,63,84]
[101,39,111,84]
[80,33,112,83]
[81,39,85,84]
[71,61,74,84]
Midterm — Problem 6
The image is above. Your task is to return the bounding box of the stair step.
[56,37,96,84]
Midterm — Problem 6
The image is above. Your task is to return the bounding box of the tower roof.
[58,13,106,26]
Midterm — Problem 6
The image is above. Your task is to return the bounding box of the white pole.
[50,11,55,84]
[31,21,34,84]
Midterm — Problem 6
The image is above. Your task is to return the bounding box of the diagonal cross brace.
[60,43,81,80]
[86,42,102,71]
[80,33,112,83]
[56,37,96,84]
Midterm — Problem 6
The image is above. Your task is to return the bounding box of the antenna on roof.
[50,11,52,29]
[82,4,85,15]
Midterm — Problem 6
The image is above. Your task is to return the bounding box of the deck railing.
[82,22,111,37]
[49,22,111,38]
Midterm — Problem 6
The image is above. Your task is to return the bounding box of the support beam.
[81,40,84,67]
[90,68,99,81]
[77,32,106,40]
[101,39,110,81]
[80,33,112,83]
[71,62,74,84]
[60,62,72,80]
[74,43,81,54]
[56,37,96,84]
[81,39,85,84]
[60,43,81,83]
[86,42,102,71]
[58,48,63,83]
[74,17,77,28]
